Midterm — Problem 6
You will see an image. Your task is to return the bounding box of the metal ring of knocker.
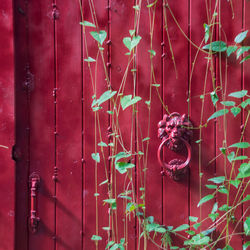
[157,137,191,181]
[157,112,193,181]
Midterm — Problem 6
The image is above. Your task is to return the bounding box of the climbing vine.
[79,0,250,249]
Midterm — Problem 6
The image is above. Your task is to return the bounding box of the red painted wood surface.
[0,1,14,250]
[162,1,189,246]
[9,1,250,249]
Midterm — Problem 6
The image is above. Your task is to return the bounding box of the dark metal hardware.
[29,173,40,233]
[157,112,193,181]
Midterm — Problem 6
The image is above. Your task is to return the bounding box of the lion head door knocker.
[157,112,193,181]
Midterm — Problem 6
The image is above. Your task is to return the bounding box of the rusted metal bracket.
[157,112,193,181]
[29,173,40,233]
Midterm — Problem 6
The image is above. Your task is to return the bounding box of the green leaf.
[206,184,217,189]
[210,91,219,106]
[118,195,132,200]
[229,142,250,149]
[123,36,142,52]
[147,216,154,223]
[91,235,102,241]
[120,95,142,110]
[115,162,135,174]
[193,223,201,230]
[133,5,140,11]
[208,176,225,184]
[201,227,216,236]
[223,245,234,250]
[103,198,116,204]
[227,151,235,163]
[232,155,248,161]
[185,234,210,246]
[207,109,229,122]
[197,194,214,207]
[236,46,250,59]
[230,179,241,188]
[129,29,135,36]
[99,179,108,186]
[244,217,250,236]
[189,216,198,222]
[204,23,210,43]
[241,99,250,109]
[142,137,150,142]
[237,163,250,178]
[112,151,131,162]
[148,50,156,56]
[211,202,218,214]
[155,227,167,233]
[173,224,190,232]
[90,30,107,45]
[186,230,196,235]
[220,101,235,106]
[234,30,248,43]
[145,100,151,106]
[98,141,108,147]
[103,227,111,231]
[228,90,248,98]
[147,0,158,8]
[219,204,231,211]
[226,46,237,56]
[80,21,96,28]
[242,195,250,202]
[209,213,219,222]
[110,244,120,250]
[203,41,227,52]
[106,241,115,249]
[91,153,100,163]
[220,147,226,155]
[243,241,250,250]
[84,56,96,62]
[94,193,100,197]
[96,90,117,106]
[241,55,250,63]
[152,84,160,87]
[218,186,229,194]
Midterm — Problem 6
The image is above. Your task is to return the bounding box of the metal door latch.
[157,112,193,181]
[29,173,40,233]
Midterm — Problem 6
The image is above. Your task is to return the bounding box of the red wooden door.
[12,1,250,250]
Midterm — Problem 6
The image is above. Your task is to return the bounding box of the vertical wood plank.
[162,1,189,246]
[14,0,29,248]
[28,1,55,249]
[243,0,250,246]
[0,1,14,250]
[216,1,243,248]
[56,1,82,249]
[137,1,163,249]
[189,0,216,235]
[83,1,109,249]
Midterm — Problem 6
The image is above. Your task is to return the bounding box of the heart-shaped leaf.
[115,162,135,174]
[90,30,107,45]
[91,153,100,163]
[123,36,142,52]
[120,95,142,110]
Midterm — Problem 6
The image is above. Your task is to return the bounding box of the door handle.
[157,113,193,181]
[29,173,40,233]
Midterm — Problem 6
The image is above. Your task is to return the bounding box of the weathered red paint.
[0,1,14,250]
